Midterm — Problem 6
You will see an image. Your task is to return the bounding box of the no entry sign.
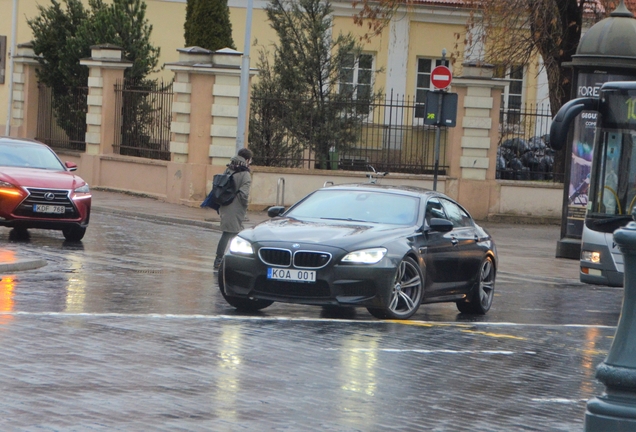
[431,65,452,89]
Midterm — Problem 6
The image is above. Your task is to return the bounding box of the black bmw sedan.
[218,184,497,320]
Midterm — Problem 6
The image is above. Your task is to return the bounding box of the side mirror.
[267,206,286,217]
[65,161,78,172]
[428,217,453,233]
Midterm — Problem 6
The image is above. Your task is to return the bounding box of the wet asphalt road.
[0,213,624,431]
[0,213,621,325]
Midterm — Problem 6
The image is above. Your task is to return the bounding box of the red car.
[0,137,91,241]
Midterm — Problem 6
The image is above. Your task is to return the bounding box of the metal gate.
[114,79,173,161]
[36,84,88,151]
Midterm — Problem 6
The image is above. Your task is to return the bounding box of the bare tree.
[351,0,618,114]
[351,0,621,175]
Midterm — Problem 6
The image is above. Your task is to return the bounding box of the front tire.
[63,225,86,242]
[456,256,495,315]
[367,256,423,320]
[9,227,30,241]
[218,261,273,311]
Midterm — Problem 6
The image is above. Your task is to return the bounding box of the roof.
[0,137,45,147]
[407,0,636,14]
[324,183,437,196]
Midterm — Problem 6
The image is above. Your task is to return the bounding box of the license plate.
[267,268,316,283]
[33,204,65,214]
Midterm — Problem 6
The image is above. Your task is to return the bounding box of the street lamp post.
[5,0,18,136]
[236,0,253,152]
[585,207,636,430]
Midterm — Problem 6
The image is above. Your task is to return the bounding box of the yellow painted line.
[460,329,527,340]
[385,320,472,328]
[380,321,527,340]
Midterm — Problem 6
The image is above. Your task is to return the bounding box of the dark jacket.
[219,156,251,233]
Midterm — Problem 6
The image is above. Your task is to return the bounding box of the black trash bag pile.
[497,135,554,180]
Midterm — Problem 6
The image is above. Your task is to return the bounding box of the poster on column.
[566,71,636,238]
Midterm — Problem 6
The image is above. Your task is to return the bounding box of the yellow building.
[0,0,546,134]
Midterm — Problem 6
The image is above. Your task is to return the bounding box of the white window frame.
[495,64,526,125]
[338,51,376,122]
[339,52,375,101]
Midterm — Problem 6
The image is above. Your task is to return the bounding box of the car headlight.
[0,181,22,196]
[581,250,601,264]
[229,236,254,255]
[342,247,387,264]
[74,184,90,193]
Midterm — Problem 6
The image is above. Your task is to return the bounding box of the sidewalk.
[0,188,582,282]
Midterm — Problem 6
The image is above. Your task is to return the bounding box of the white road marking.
[531,398,588,404]
[0,311,617,328]
[324,348,535,355]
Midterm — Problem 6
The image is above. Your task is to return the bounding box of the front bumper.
[223,252,396,308]
[0,195,91,230]
[580,267,623,287]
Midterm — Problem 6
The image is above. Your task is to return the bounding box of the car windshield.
[286,189,420,225]
[0,142,65,170]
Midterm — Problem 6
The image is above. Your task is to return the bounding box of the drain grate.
[135,269,165,274]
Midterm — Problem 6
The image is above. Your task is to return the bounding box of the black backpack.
[201,172,236,211]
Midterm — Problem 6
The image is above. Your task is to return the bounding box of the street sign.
[424,91,458,127]
[430,65,452,90]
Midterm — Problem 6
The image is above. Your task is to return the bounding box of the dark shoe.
[213,257,223,270]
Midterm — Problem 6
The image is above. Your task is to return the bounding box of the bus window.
[600,132,621,215]
[627,131,636,214]
[593,130,636,216]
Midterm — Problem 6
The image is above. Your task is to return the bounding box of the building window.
[494,64,524,124]
[0,36,6,85]
[340,53,374,100]
[415,58,449,119]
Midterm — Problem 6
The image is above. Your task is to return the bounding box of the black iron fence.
[114,79,173,161]
[249,93,448,175]
[36,84,88,151]
[498,103,562,182]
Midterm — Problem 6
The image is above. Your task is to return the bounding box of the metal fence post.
[585,208,636,430]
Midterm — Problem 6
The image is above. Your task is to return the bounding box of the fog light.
[581,250,601,264]
[581,267,603,276]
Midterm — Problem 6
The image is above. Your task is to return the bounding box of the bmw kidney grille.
[259,248,292,266]
[258,248,331,269]
[293,251,331,269]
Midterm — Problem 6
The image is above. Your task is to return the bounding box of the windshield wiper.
[320,217,369,223]
[590,215,633,226]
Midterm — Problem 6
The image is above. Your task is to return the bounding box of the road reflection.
[0,275,14,325]
[337,334,378,429]
[65,254,88,313]
[214,324,243,422]
[581,327,604,396]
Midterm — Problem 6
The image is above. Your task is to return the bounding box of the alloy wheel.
[478,258,495,310]
[388,257,423,317]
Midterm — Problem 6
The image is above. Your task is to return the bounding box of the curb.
[486,214,561,225]
[92,207,224,231]
[0,259,48,273]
